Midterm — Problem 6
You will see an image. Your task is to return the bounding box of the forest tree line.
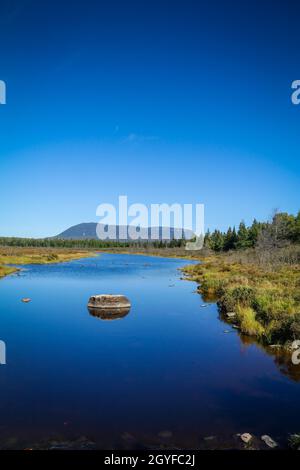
[0,236,185,249]
[0,211,299,252]
[204,211,300,252]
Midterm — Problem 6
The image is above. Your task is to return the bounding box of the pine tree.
[224,227,236,251]
[204,229,211,248]
[236,221,250,249]
[210,230,224,251]
[248,218,260,247]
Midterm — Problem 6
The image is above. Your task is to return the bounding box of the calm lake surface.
[0,253,300,448]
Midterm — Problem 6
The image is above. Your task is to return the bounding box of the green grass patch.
[183,255,300,345]
[0,247,94,279]
[0,265,18,278]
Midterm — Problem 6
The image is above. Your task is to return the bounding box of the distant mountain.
[55,223,100,239]
[54,222,194,241]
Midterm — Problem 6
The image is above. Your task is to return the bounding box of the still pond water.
[0,254,300,448]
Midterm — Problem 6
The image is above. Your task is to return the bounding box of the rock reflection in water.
[88,306,130,320]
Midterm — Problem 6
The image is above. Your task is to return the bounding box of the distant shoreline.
[0,246,95,279]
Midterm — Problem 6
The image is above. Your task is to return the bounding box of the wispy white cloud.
[122,133,159,143]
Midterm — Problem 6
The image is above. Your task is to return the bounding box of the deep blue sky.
[0,0,299,237]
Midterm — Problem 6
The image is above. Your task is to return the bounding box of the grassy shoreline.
[0,246,95,278]
[97,245,201,260]
[182,252,300,347]
[0,265,20,278]
[0,245,194,279]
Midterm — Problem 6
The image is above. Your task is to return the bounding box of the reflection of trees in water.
[200,290,218,303]
[274,352,300,382]
[239,333,300,382]
[88,306,130,320]
[214,306,300,382]
[195,287,300,381]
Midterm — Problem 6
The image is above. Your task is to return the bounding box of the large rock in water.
[88,294,131,309]
[87,294,131,320]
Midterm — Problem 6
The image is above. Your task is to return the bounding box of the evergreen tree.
[236,221,250,249]
[204,229,211,248]
[210,230,224,251]
[248,218,260,247]
[224,226,237,251]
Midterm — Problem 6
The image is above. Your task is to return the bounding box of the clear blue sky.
[0,0,299,237]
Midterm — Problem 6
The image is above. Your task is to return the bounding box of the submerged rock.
[47,436,96,450]
[261,435,278,448]
[121,432,136,443]
[158,430,173,439]
[240,433,253,444]
[226,311,236,318]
